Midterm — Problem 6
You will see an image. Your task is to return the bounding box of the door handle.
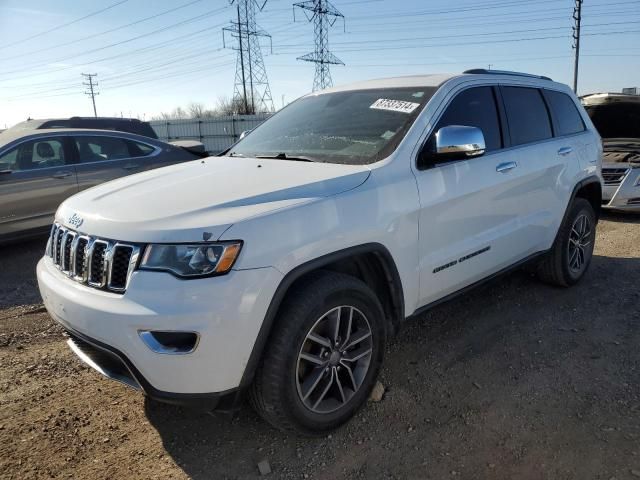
[558,147,573,156]
[52,171,73,179]
[496,161,517,173]
[122,163,140,170]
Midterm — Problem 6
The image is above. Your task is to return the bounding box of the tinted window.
[228,87,437,165]
[128,140,155,156]
[434,87,502,151]
[585,103,640,139]
[75,136,129,162]
[544,90,585,136]
[0,138,67,172]
[502,87,553,146]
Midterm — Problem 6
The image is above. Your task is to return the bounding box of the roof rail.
[463,69,552,81]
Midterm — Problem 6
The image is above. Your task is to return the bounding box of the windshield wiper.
[255,153,316,162]
[226,151,245,157]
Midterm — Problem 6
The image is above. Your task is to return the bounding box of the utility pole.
[223,0,274,114]
[572,0,583,93]
[294,0,345,92]
[82,73,99,117]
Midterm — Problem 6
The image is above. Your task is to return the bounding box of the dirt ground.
[1,213,639,480]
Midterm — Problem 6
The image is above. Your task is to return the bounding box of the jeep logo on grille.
[68,213,84,228]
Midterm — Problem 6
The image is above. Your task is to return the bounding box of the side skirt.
[408,250,548,320]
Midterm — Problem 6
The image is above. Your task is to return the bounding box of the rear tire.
[249,271,386,436]
[536,198,596,287]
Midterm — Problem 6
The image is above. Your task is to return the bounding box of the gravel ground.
[0,213,639,479]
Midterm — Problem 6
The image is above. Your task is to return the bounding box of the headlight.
[139,242,242,278]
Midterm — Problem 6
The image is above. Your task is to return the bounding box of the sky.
[0,0,638,128]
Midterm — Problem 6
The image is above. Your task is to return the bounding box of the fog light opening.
[139,330,199,354]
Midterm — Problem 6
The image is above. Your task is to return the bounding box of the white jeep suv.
[37,70,602,434]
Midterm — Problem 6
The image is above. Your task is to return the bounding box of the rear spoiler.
[170,140,208,157]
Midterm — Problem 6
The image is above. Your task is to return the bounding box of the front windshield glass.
[585,103,640,140]
[228,87,437,165]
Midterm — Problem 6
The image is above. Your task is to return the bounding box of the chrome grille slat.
[602,167,630,186]
[47,223,140,293]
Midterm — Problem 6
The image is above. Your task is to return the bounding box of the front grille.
[602,167,630,186]
[47,223,141,293]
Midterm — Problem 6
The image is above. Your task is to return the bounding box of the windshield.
[585,103,640,140]
[228,87,436,165]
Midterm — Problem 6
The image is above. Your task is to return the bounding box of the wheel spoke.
[344,328,372,350]
[334,367,346,403]
[343,346,372,363]
[300,352,325,366]
[340,361,358,391]
[301,367,326,400]
[312,369,334,410]
[569,248,579,269]
[341,307,354,346]
[333,307,342,344]
[307,332,332,348]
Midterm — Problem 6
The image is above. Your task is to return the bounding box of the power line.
[0,0,129,51]
[294,0,345,91]
[0,5,229,78]
[0,0,206,63]
[82,73,99,117]
[223,0,275,113]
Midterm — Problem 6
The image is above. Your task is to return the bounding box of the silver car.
[0,129,202,243]
[582,93,640,212]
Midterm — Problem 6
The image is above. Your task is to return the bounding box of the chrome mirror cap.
[435,125,486,158]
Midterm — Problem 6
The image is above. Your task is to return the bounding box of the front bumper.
[602,166,640,211]
[37,256,282,405]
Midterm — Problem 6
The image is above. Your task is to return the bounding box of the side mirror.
[435,125,486,158]
[420,125,486,168]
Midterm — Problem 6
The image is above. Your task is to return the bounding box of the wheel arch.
[239,243,405,390]
[573,176,602,220]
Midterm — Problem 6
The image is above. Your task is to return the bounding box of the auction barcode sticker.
[370,98,420,114]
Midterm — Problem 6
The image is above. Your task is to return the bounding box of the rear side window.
[434,86,502,151]
[544,90,585,136]
[502,87,553,146]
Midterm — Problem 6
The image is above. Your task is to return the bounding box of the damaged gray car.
[582,93,640,212]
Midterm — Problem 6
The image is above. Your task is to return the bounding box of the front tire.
[537,198,596,287]
[249,271,386,435]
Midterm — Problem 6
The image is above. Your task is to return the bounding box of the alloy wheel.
[295,306,373,414]
[567,213,592,274]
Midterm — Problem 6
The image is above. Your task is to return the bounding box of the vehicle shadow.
[145,254,640,479]
[600,210,640,224]
[0,236,47,309]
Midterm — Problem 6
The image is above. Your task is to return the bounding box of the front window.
[0,138,67,172]
[227,87,437,165]
[585,103,640,140]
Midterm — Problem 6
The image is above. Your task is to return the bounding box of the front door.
[413,85,544,307]
[0,136,77,238]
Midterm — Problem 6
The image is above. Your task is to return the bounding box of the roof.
[318,74,457,94]
[0,128,153,149]
[317,70,558,95]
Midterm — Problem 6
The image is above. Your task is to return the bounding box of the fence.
[150,114,270,154]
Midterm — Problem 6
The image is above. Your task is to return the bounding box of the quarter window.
[434,86,502,151]
[0,138,67,172]
[501,87,553,146]
[544,90,585,136]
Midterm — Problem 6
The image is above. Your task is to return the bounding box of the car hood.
[56,157,371,243]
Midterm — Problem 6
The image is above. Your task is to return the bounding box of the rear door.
[0,136,77,237]
[413,85,546,306]
[72,134,162,192]
[500,85,582,249]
